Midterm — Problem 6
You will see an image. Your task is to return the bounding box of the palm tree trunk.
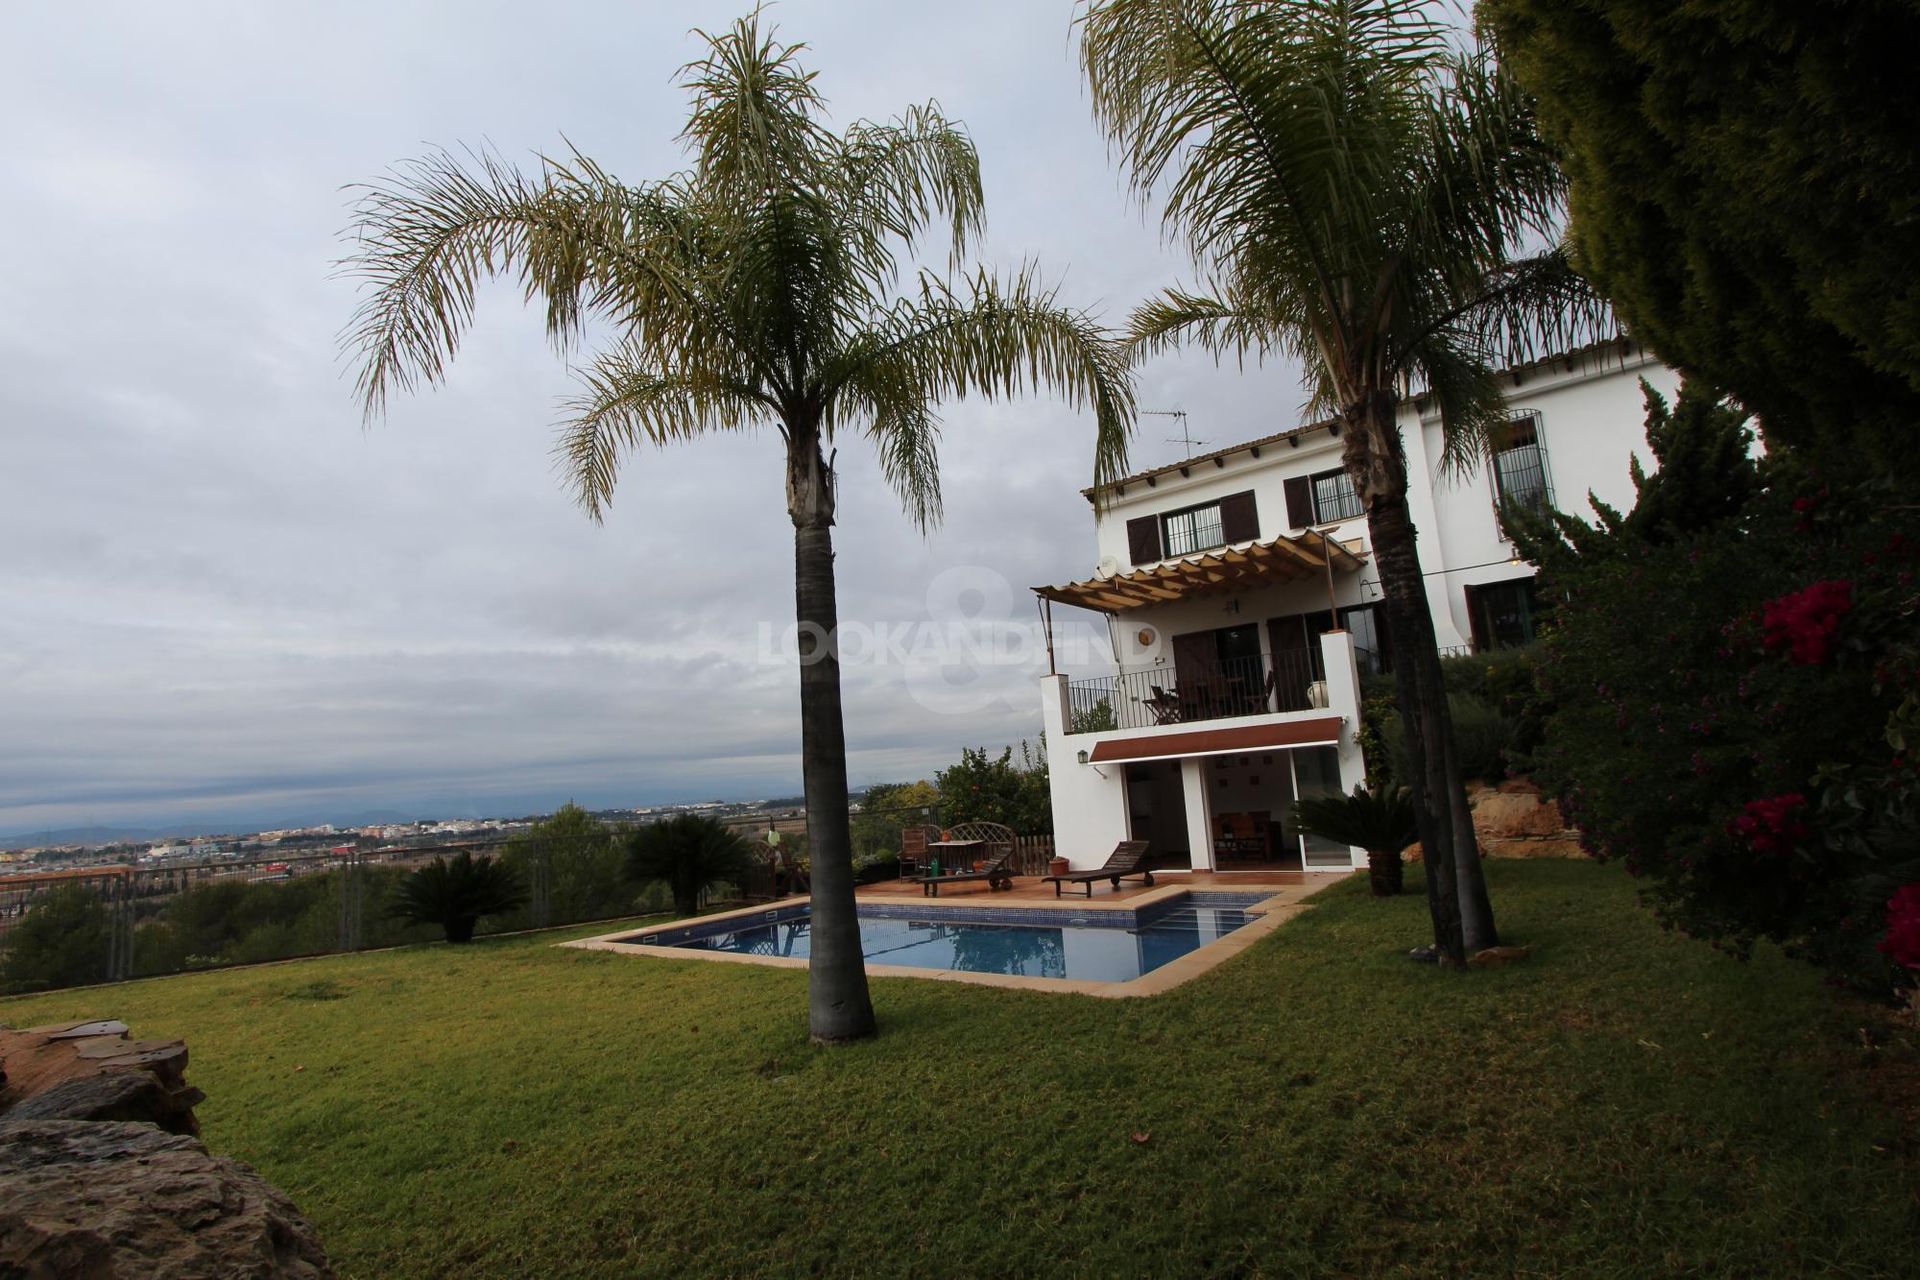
[786,423,878,1043]
[1344,391,1498,963]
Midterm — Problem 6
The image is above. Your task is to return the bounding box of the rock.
[1470,790,1567,840]
[1,1022,201,1135]
[0,1120,332,1279]
[1468,944,1534,970]
[5,1071,203,1129]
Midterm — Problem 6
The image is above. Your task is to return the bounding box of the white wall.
[1073,346,1677,661]
[1039,674,1131,866]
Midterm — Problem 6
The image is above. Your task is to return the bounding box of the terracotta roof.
[1087,716,1345,763]
[1033,531,1365,614]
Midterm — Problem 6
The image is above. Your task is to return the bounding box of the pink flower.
[1880,884,1920,970]
[1760,580,1853,665]
[1727,794,1809,857]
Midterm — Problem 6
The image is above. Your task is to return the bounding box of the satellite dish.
[1094,555,1122,580]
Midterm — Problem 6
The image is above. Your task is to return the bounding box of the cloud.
[0,0,1307,834]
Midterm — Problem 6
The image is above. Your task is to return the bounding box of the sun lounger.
[913,847,1014,897]
[1040,840,1153,897]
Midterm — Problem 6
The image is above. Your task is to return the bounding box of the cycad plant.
[627,814,762,917]
[1080,0,1606,964]
[1293,786,1417,897]
[390,852,528,944]
[341,13,1134,1041]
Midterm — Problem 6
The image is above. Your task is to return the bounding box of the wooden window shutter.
[1218,490,1259,543]
[1126,514,1162,565]
[1283,475,1313,529]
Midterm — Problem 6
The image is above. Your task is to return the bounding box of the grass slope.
[3,861,1914,1278]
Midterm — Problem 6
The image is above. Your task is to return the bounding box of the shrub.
[389,852,528,944]
[1378,693,1517,789]
[626,815,760,916]
[1292,787,1416,896]
[1516,381,1920,990]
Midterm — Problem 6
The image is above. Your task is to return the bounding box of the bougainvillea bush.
[1516,381,1920,992]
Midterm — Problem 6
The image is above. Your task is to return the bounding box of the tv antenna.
[1143,407,1205,458]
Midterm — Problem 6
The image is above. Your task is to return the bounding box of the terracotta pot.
[1048,856,1070,877]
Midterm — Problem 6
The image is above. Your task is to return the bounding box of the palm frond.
[838,104,986,274]
[341,146,727,422]
[1291,784,1417,852]
[1125,279,1321,372]
[826,267,1137,503]
[678,9,835,198]
[555,349,770,521]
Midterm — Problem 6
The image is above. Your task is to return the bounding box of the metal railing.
[1,805,1071,993]
[1066,648,1325,734]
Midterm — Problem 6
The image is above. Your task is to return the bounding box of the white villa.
[1034,339,1679,876]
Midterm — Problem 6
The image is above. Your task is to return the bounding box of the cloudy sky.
[0,0,1311,837]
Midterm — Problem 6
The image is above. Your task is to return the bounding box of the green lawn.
[4,861,1914,1278]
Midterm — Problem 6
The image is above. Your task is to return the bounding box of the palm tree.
[1292,785,1417,896]
[341,13,1134,1040]
[627,814,762,917]
[1079,0,1603,965]
[390,852,528,944]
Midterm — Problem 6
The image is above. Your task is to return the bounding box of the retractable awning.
[1034,531,1365,614]
[1085,715,1344,764]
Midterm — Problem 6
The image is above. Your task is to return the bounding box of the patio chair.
[898,824,941,880]
[1041,840,1153,898]
[778,847,810,895]
[912,844,1016,897]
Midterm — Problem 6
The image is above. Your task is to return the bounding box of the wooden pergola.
[1033,531,1366,615]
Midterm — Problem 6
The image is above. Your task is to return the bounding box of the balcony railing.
[1066,648,1326,734]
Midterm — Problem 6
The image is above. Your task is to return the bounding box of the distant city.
[0,795,813,877]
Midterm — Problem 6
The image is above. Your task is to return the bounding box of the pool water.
[621,897,1260,983]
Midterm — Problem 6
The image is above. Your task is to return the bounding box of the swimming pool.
[605,892,1267,983]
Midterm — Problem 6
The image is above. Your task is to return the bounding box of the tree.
[1292,786,1417,896]
[341,13,1133,1042]
[390,852,528,944]
[1480,0,1920,472]
[851,780,940,866]
[626,814,761,917]
[501,802,628,926]
[0,884,108,993]
[1080,0,1602,963]
[935,743,1052,833]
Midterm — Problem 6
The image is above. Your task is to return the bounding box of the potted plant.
[1048,855,1070,878]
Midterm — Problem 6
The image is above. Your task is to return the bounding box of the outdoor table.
[926,839,986,871]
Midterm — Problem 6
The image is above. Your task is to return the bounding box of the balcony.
[1065,649,1326,734]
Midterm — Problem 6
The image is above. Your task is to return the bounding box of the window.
[1162,501,1226,556]
[1465,577,1542,651]
[1339,604,1391,675]
[1493,414,1551,518]
[1310,468,1363,523]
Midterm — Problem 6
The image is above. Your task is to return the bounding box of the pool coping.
[559,878,1335,998]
